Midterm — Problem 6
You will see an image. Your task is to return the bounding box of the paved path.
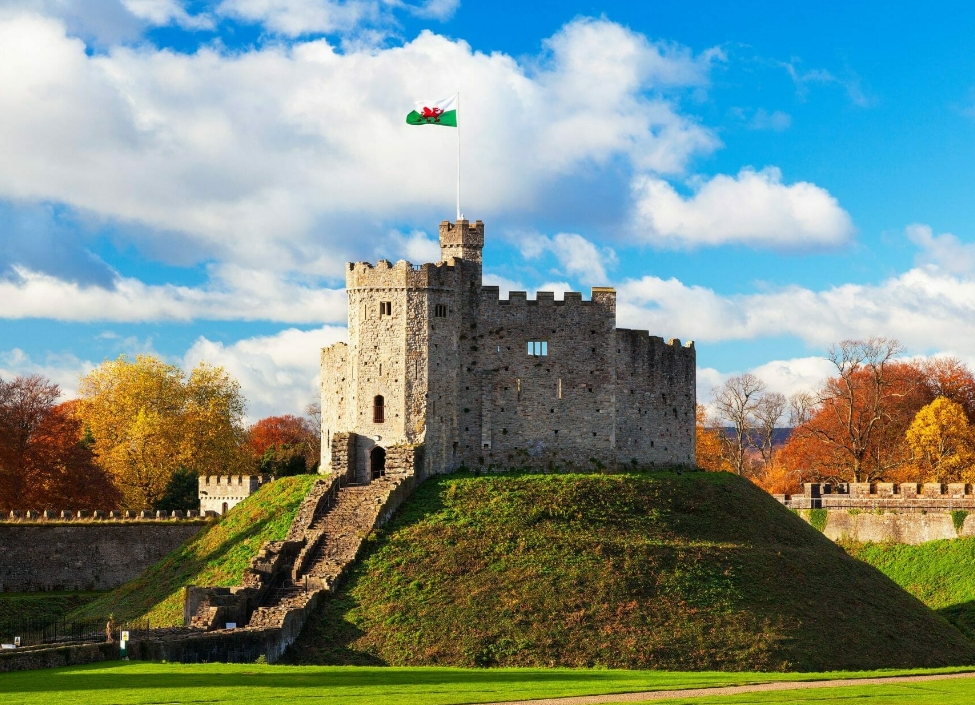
[485,670,975,704]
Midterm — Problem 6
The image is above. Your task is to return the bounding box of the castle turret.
[439,219,484,264]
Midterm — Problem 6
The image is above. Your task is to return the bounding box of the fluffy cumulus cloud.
[907,223,975,275]
[519,232,617,284]
[0,13,720,276]
[616,229,975,356]
[184,324,347,420]
[0,264,347,322]
[631,167,854,250]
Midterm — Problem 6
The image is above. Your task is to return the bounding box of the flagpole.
[456,92,461,221]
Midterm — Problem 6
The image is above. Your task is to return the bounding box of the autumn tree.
[906,397,975,482]
[919,357,975,423]
[247,414,320,476]
[0,377,120,510]
[695,404,728,471]
[77,356,248,509]
[800,338,915,482]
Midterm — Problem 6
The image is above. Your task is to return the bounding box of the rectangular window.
[434,304,448,318]
[557,378,562,399]
[380,301,392,316]
[527,341,548,356]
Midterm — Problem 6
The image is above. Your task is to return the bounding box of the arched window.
[373,395,385,423]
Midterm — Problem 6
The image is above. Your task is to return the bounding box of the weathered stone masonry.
[321,218,696,478]
[0,522,204,592]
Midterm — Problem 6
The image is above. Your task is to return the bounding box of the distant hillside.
[847,539,975,642]
[70,475,316,627]
[288,471,975,671]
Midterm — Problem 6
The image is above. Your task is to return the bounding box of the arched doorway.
[370,446,386,480]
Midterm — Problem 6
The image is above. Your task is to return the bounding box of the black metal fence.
[0,617,150,649]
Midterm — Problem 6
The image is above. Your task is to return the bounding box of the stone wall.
[0,641,119,673]
[320,342,350,470]
[0,523,203,591]
[328,431,357,483]
[615,331,696,466]
[799,509,975,545]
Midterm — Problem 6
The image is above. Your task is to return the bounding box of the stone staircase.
[165,451,421,663]
[244,474,413,630]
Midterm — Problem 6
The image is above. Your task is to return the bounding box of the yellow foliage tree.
[905,396,975,482]
[77,355,248,509]
[695,404,730,472]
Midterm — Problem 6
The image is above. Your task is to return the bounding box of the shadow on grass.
[940,601,975,642]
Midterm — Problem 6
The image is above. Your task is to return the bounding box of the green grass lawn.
[0,663,973,705]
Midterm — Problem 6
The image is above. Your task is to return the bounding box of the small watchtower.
[439,219,484,264]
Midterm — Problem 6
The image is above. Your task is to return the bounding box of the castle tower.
[439,219,484,265]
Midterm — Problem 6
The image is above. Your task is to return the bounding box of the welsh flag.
[406,95,458,126]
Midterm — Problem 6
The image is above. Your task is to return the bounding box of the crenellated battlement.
[777,482,975,511]
[3,509,208,523]
[347,257,465,290]
[480,286,616,306]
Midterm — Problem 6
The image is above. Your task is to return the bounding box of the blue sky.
[1,0,975,420]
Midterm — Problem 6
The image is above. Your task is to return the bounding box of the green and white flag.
[406,95,458,126]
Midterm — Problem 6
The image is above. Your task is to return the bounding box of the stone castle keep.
[320,219,696,482]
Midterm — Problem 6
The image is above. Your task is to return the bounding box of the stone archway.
[370,446,386,480]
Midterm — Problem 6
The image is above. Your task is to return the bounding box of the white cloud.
[121,0,212,28]
[215,0,375,35]
[0,264,347,322]
[631,167,854,250]
[0,324,348,421]
[0,347,93,399]
[0,14,720,274]
[519,232,617,284]
[907,223,975,275]
[184,324,347,421]
[617,257,975,357]
[385,229,441,264]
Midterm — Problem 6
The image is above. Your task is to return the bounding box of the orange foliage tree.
[775,340,975,485]
[695,404,728,472]
[0,376,120,510]
[247,414,320,475]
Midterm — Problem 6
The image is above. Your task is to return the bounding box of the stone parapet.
[778,482,975,511]
[4,510,202,523]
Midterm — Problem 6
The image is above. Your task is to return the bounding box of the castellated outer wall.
[320,218,696,479]
[0,523,203,592]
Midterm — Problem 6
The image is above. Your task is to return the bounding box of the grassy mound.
[289,471,975,671]
[70,475,316,627]
[846,538,975,641]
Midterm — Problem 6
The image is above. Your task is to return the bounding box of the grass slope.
[69,475,316,627]
[0,663,973,705]
[846,538,975,641]
[289,471,975,671]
